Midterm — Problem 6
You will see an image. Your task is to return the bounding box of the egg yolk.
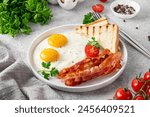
[40,48,59,62]
[48,34,68,48]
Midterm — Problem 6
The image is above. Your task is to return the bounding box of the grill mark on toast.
[80,26,82,33]
[106,25,109,29]
[99,26,101,35]
[80,26,82,29]
[99,26,101,43]
[93,26,95,37]
[87,26,89,35]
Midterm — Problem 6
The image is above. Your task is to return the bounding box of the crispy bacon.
[58,49,110,79]
[58,49,122,86]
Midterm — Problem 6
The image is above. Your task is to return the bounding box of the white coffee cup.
[57,0,77,10]
[57,0,85,10]
[48,0,85,10]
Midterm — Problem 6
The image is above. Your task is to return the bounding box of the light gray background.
[0,0,150,99]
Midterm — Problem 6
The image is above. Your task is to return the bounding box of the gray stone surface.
[0,0,150,99]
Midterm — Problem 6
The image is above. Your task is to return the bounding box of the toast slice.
[76,18,119,53]
[84,17,109,26]
[99,24,119,53]
[76,17,108,35]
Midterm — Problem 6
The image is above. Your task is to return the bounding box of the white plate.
[28,24,128,92]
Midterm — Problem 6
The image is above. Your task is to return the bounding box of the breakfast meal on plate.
[33,17,122,86]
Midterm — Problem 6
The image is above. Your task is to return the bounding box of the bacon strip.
[58,49,122,86]
[58,49,110,79]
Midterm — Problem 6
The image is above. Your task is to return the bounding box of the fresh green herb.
[41,71,50,80]
[42,61,51,69]
[83,12,96,24]
[0,0,53,37]
[39,62,59,80]
[50,67,59,77]
[87,37,101,49]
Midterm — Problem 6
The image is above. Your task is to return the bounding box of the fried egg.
[48,34,68,48]
[40,48,59,62]
[33,31,88,71]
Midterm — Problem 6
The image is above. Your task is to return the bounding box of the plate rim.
[27,24,128,92]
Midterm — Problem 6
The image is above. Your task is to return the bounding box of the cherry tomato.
[134,95,145,100]
[147,87,150,98]
[100,0,108,3]
[85,45,99,57]
[143,70,150,90]
[92,4,104,13]
[144,70,150,81]
[115,88,133,100]
[131,78,145,92]
[144,81,150,92]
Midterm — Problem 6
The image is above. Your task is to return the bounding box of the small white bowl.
[110,0,140,19]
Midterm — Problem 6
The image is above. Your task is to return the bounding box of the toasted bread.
[76,17,108,34]
[76,18,119,53]
[99,24,119,53]
[84,17,109,26]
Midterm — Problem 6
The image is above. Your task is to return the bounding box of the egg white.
[33,31,89,71]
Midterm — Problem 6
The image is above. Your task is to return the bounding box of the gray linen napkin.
[0,42,63,100]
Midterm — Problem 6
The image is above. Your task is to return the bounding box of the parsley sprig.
[87,37,101,49]
[39,62,59,80]
[0,0,53,37]
[41,62,51,69]
[83,12,96,24]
